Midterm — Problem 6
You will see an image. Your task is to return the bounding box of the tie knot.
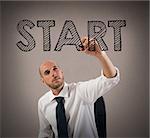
[55,97,64,103]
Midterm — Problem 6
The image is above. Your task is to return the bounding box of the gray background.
[0,2,1,137]
[1,1,149,137]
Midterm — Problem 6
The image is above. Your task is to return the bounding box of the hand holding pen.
[80,36,105,57]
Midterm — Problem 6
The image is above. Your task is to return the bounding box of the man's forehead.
[40,61,57,70]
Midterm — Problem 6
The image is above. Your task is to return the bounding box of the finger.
[89,38,94,42]
[79,46,84,51]
[83,38,89,48]
[94,40,102,51]
[81,37,88,43]
[89,39,95,46]
[90,39,102,51]
[84,47,90,54]
[81,37,89,46]
[84,48,95,55]
[86,39,95,51]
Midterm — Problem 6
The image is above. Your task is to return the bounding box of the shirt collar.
[48,82,69,102]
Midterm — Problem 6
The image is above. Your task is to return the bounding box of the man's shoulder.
[38,91,51,106]
[66,82,78,90]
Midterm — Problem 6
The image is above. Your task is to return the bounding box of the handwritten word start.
[16,19,126,52]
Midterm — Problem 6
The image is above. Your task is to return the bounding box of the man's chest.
[44,96,96,136]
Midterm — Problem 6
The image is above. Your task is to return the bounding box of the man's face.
[40,61,64,90]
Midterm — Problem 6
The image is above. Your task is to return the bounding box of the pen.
[88,33,100,51]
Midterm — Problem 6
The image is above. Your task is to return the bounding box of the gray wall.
[1,1,149,137]
[0,2,1,138]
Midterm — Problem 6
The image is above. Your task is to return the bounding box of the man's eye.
[53,67,58,70]
[44,70,50,75]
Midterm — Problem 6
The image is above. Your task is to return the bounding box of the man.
[38,37,120,138]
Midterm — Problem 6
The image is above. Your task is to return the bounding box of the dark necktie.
[55,97,68,138]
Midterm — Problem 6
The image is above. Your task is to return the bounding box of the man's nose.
[52,71,57,77]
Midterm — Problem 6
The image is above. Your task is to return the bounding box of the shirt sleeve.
[38,100,54,138]
[76,67,120,104]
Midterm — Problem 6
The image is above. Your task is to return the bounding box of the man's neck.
[51,84,64,96]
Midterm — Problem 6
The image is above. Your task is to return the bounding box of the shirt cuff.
[101,67,120,79]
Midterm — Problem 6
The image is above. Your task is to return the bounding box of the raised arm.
[76,37,119,103]
[81,37,116,78]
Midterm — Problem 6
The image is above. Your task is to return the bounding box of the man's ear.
[61,70,64,75]
[40,78,45,84]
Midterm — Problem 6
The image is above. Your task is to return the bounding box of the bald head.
[39,60,57,78]
[39,60,64,91]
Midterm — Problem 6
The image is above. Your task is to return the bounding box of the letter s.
[16,19,35,52]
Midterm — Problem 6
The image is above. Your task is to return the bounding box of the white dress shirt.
[38,68,120,138]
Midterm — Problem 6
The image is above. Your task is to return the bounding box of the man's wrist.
[95,51,106,59]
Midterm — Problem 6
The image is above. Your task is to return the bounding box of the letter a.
[55,20,82,51]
